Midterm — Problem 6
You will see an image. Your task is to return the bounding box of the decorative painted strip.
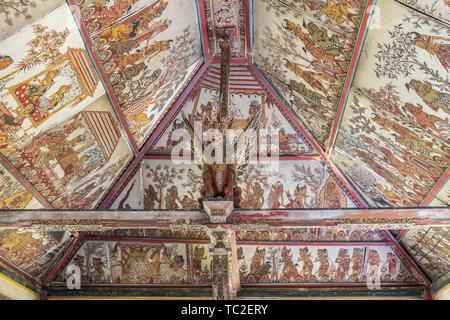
[326,0,378,156]
[421,168,449,206]
[0,154,53,209]
[66,0,138,153]
[0,272,39,298]
[82,237,210,244]
[196,0,211,60]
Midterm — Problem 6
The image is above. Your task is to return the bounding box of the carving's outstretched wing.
[233,109,262,175]
[181,112,205,170]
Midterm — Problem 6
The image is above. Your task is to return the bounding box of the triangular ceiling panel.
[329,0,449,207]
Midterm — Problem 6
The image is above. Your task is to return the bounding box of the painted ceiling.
[0,0,449,297]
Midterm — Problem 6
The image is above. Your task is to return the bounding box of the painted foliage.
[236,228,388,242]
[148,64,317,156]
[0,0,64,41]
[55,240,212,284]
[0,166,44,209]
[7,95,133,205]
[0,228,72,281]
[332,0,449,207]
[398,0,450,24]
[142,160,203,210]
[401,227,450,280]
[253,0,365,146]
[88,0,202,109]
[123,59,201,148]
[237,243,419,284]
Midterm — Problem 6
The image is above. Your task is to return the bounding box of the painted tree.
[373,24,447,86]
[145,163,184,209]
[0,24,69,81]
[292,163,326,207]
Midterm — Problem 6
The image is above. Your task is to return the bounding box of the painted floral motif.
[55,240,212,284]
[238,244,419,283]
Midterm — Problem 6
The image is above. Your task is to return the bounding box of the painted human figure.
[298,247,314,280]
[315,248,330,281]
[335,248,350,280]
[268,181,284,208]
[279,246,300,281]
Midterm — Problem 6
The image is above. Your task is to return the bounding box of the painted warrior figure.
[183,40,261,207]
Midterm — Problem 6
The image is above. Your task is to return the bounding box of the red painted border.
[98,60,211,208]
[326,0,377,156]
[68,0,138,152]
[0,155,53,209]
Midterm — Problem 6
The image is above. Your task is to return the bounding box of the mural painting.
[123,59,201,148]
[236,161,358,209]
[0,166,44,209]
[0,0,64,40]
[0,5,104,155]
[332,0,450,206]
[253,0,364,146]
[6,95,133,204]
[88,0,202,109]
[235,228,388,242]
[148,65,317,157]
[0,228,72,281]
[55,240,212,284]
[237,244,419,284]
[401,227,450,280]
[84,229,210,240]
